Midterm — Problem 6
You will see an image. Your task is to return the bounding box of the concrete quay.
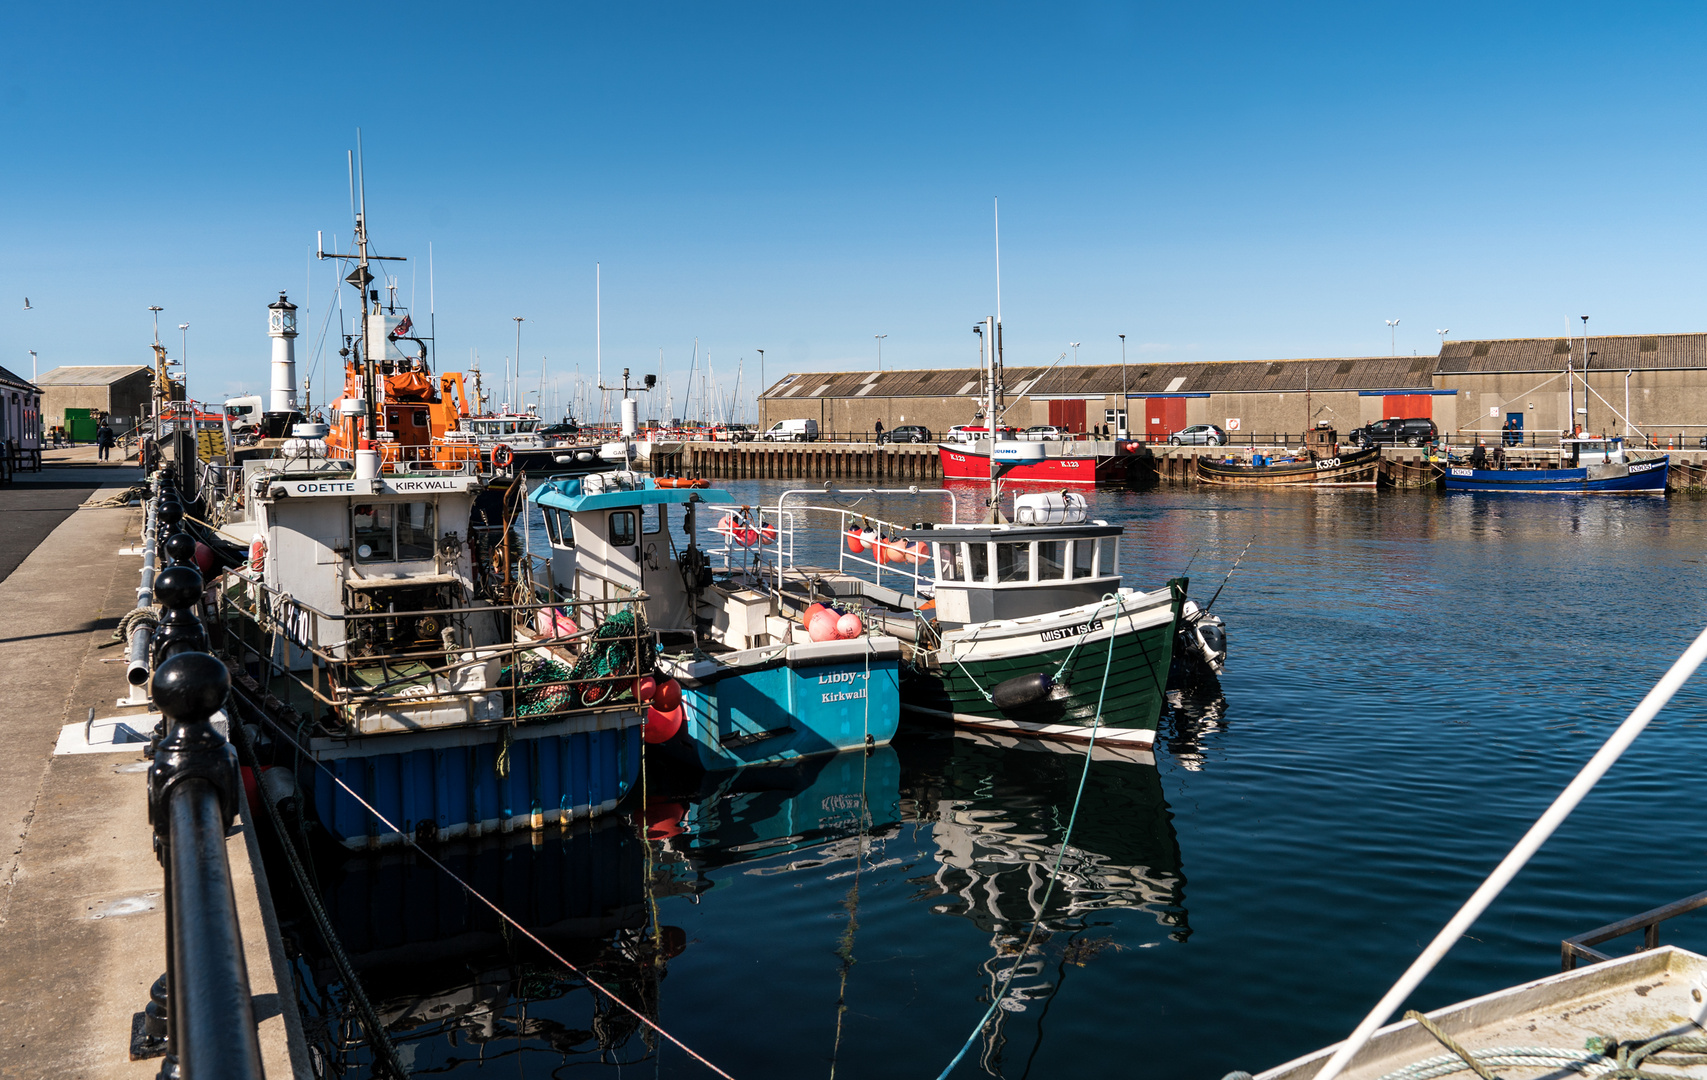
[0,463,307,1079]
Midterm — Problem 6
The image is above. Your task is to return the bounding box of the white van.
[760,418,819,442]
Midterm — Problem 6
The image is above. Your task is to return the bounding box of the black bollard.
[162,530,197,568]
[150,565,208,667]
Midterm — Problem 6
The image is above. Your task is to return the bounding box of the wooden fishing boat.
[1197,446,1379,487]
[1378,458,1442,489]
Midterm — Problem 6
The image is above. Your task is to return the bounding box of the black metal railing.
[135,470,264,1079]
[1561,888,1707,971]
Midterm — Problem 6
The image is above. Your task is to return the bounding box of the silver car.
[1168,424,1226,446]
[1021,425,1066,441]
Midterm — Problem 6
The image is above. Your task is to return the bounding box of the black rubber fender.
[991,672,1053,712]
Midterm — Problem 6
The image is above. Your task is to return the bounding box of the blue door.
[1505,412,1524,446]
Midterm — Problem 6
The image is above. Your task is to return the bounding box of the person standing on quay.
[874,418,885,443]
[95,419,115,461]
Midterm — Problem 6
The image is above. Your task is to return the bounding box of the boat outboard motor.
[1176,598,1227,675]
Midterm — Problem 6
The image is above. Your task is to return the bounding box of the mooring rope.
[934,590,1126,1080]
[248,710,740,1080]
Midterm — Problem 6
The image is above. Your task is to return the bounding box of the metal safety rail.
[210,571,650,731]
[769,487,960,599]
[134,467,265,1079]
[1561,888,1707,970]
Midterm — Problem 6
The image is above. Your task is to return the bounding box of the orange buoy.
[846,528,864,553]
[836,612,863,638]
[634,675,657,703]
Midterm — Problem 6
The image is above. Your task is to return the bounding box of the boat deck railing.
[1561,888,1707,970]
[764,488,961,602]
[213,572,650,732]
[324,443,483,475]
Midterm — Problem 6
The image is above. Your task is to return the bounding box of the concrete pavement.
[0,466,307,1079]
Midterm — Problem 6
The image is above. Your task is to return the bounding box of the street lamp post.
[179,323,189,401]
[1386,319,1400,356]
[875,334,887,371]
[149,305,163,345]
[1118,334,1128,436]
[512,316,524,411]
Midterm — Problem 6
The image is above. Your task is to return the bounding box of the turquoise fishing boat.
[527,471,902,770]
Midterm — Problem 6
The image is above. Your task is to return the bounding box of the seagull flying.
[22,298,30,310]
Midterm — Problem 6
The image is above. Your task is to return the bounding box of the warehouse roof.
[0,365,39,392]
[1437,333,1707,373]
[32,365,152,386]
[760,355,1434,399]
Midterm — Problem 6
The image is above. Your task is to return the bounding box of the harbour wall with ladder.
[648,441,942,482]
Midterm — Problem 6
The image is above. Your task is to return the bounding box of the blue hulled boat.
[1443,437,1668,494]
[527,472,902,770]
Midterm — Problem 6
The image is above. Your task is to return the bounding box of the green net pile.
[501,608,652,715]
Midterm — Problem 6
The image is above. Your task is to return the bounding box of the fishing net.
[500,607,651,714]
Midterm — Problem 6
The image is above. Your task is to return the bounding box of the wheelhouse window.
[353,504,396,562]
[353,502,436,563]
[996,542,1031,582]
[1071,539,1094,579]
[413,409,430,428]
[643,504,662,534]
[610,511,637,547]
[543,507,575,546]
[1097,537,1117,575]
[1037,540,1066,581]
[397,503,436,559]
[966,542,990,582]
[936,542,963,581]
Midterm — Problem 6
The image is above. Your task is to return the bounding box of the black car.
[879,424,931,444]
[1350,418,1437,447]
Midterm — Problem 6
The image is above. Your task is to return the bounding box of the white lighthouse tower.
[267,291,299,414]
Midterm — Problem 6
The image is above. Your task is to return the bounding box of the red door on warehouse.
[1381,395,1434,419]
[1047,399,1088,433]
[1138,398,1187,442]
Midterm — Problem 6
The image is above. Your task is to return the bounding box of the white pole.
[1312,622,1707,1080]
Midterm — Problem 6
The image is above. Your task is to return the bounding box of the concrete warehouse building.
[758,332,1707,443]
[34,365,153,438]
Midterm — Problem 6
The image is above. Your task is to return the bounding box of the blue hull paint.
[666,655,902,770]
[1443,457,1668,494]
[306,712,645,848]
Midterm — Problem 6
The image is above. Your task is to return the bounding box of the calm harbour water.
[296,480,1707,1079]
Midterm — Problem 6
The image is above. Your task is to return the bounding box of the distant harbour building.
[34,365,153,440]
[758,332,1707,442]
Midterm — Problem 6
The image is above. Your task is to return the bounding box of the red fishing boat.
[938,439,1139,486]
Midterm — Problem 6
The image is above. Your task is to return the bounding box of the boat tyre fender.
[991,672,1054,712]
[492,443,515,469]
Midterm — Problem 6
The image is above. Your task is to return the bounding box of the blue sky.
[3,2,1706,420]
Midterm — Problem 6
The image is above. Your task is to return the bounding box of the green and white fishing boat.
[894,492,1185,750]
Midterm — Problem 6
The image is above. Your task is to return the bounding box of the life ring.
[248,536,265,572]
[492,444,515,469]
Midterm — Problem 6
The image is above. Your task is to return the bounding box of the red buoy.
[652,677,683,713]
[644,704,683,744]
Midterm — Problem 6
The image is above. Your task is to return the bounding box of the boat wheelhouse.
[1443,436,1669,494]
[528,472,903,770]
[889,492,1185,749]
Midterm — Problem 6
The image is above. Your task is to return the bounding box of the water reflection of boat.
[899,731,1188,937]
[645,747,903,884]
[1161,681,1230,772]
[293,816,670,1074]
